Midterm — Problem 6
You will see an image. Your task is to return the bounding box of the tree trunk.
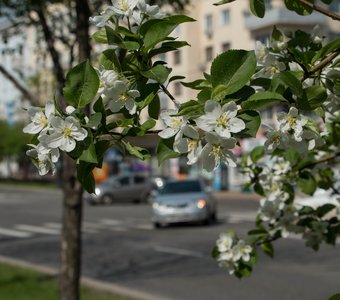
[59,155,83,300]
[59,1,91,299]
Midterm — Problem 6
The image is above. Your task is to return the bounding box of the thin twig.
[309,51,340,75]
[161,84,181,108]
[298,0,340,21]
[299,152,340,171]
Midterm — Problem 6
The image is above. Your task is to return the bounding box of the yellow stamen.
[170,117,182,129]
[188,140,198,152]
[63,127,72,138]
[216,113,229,128]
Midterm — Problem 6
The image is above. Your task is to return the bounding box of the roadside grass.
[0,179,57,190]
[0,263,134,300]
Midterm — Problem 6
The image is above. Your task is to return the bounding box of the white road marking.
[219,212,257,223]
[154,246,205,258]
[15,224,60,235]
[0,227,33,238]
[44,222,97,234]
[134,224,154,230]
[99,219,123,226]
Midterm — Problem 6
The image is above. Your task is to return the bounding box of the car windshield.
[159,180,202,194]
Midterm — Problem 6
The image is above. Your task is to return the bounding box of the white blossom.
[216,233,234,253]
[26,143,59,176]
[89,7,115,27]
[45,116,88,152]
[231,240,252,262]
[108,89,140,114]
[23,101,55,135]
[195,100,245,138]
[255,54,285,78]
[200,133,237,172]
[277,107,308,142]
[174,125,202,165]
[255,41,268,65]
[112,0,139,17]
[158,109,188,139]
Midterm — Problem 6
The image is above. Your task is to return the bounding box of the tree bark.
[59,155,83,300]
[59,1,91,299]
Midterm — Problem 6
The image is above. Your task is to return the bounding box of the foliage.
[22,0,340,285]
[0,121,30,161]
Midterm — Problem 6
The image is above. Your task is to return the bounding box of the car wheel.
[153,222,163,229]
[101,194,113,205]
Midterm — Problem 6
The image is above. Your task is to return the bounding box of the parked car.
[84,174,156,205]
[151,178,217,228]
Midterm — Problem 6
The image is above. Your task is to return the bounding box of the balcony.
[245,8,326,31]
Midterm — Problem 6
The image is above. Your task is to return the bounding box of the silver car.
[152,179,217,227]
[84,174,155,205]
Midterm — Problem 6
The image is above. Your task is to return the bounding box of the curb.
[0,255,173,300]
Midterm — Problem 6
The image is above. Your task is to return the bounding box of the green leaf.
[156,138,180,166]
[312,37,340,64]
[328,293,340,300]
[210,50,256,95]
[242,91,286,109]
[63,61,99,109]
[93,97,105,114]
[214,0,236,5]
[92,28,108,44]
[298,171,317,195]
[77,161,96,193]
[124,142,150,160]
[141,119,156,131]
[249,0,265,18]
[297,86,328,110]
[169,75,186,83]
[99,49,121,72]
[273,71,303,97]
[271,25,284,42]
[149,41,190,57]
[148,94,160,119]
[284,0,313,15]
[181,79,209,90]
[79,143,98,164]
[284,148,300,165]
[86,112,102,128]
[140,64,172,84]
[261,242,274,258]
[143,16,194,50]
[316,204,336,218]
[105,26,123,45]
[119,41,140,50]
[237,110,261,138]
[250,146,264,163]
[178,100,203,116]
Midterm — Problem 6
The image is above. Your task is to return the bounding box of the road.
[0,186,339,300]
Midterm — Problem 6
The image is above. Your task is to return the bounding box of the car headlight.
[197,199,207,209]
[95,187,101,195]
[152,202,160,209]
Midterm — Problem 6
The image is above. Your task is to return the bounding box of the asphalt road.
[0,186,339,300]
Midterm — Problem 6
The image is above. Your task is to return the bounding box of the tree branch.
[309,51,340,74]
[297,0,340,21]
[0,64,37,106]
[33,3,65,98]
[161,84,181,108]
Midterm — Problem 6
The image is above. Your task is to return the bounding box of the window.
[174,50,181,65]
[264,0,272,9]
[205,46,214,62]
[221,9,230,25]
[222,42,230,52]
[134,176,146,184]
[204,14,213,36]
[119,176,129,186]
[174,82,182,96]
[255,33,270,44]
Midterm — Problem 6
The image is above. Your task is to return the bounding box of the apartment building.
[161,0,339,189]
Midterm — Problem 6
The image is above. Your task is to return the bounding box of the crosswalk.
[0,213,260,241]
[0,218,154,240]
